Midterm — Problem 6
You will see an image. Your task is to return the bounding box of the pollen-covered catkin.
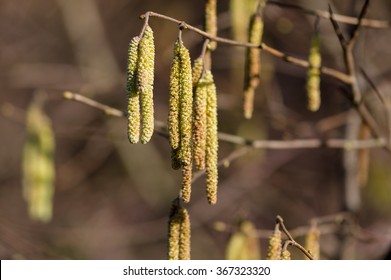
[168,41,181,151]
[305,225,320,260]
[138,25,155,144]
[192,57,204,87]
[178,43,193,167]
[307,33,321,112]
[126,36,140,144]
[193,75,208,170]
[168,199,191,260]
[205,0,217,50]
[243,12,263,119]
[181,162,192,203]
[205,71,218,204]
[281,249,291,260]
[267,227,282,260]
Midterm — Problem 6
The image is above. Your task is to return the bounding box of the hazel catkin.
[168,199,191,260]
[307,33,321,112]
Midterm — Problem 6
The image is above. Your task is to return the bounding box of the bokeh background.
[1,0,391,259]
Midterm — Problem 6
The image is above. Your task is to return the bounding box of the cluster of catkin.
[126,25,155,144]
[168,39,219,205]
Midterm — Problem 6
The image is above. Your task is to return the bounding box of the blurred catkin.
[307,33,321,112]
[225,220,260,260]
[205,0,217,50]
[243,10,263,119]
[126,36,141,144]
[267,227,282,260]
[305,225,320,260]
[205,71,218,204]
[23,99,55,223]
[138,25,155,143]
[168,199,191,260]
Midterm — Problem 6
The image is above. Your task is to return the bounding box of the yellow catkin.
[205,71,218,204]
[243,12,263,119]
[267,227,282,260]
[281,249,291,260]
[205,0,217,50]
[192,57,204,87]
[138,25,155,144]
[181,162,192,203]
[168,199,191,260]
[305,225,320,260]
[193,75,208,170]
[178,43,193,167]
[168,41,181,151]
[307,33,321,112]
[126,36,141,144]
[23,99,55,223]
[171,148,182,170]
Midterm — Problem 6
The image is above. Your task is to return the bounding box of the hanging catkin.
[178,43,194,167]
[243,9,263,119]
[23,97,55,223]
[126,25,155,144]
[193,74,208,170]
[305,224,320,260]
[307,33,321,112]
[126,36,141,144]
[205,70,218,204]
[205,0,218,50]
[181,162,192,203]
[168,199,191,260]
[267,226,282,260]
[169,41,181,151]
[138,25,155,143]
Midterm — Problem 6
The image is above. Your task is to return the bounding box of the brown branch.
[140,11,351,84]
[276,215,314,260]
[267,0,389,28]
[63,91,387,150]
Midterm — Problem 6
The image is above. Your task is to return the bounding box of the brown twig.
[276,215,314,260]
[63,91,387,150]
[267,1,389,28]
[140,11,351,84]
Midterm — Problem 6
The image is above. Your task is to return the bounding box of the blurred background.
[1,0,391,259]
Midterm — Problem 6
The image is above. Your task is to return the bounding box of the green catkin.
[193,75,208,170]
[169,41,181,151]
[138,25,155,144]
[168,199,191,260]
[205,71,218,204]
[205,0,218,50]
[178,43,193,167]
[244,12,263,119]
[192,57,204,87]
[126,36,141,144]
[267,227,282,260]
[23,99,55,223]
[307,33,321,112]
[305,225,320,260]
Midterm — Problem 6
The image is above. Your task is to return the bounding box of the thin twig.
[63,91,387,150]
[267,0,389,28]
[141,11,351,84]
[276,215,314,260]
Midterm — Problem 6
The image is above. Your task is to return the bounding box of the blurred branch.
[267,1,389,28]
[63,91,387,150]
